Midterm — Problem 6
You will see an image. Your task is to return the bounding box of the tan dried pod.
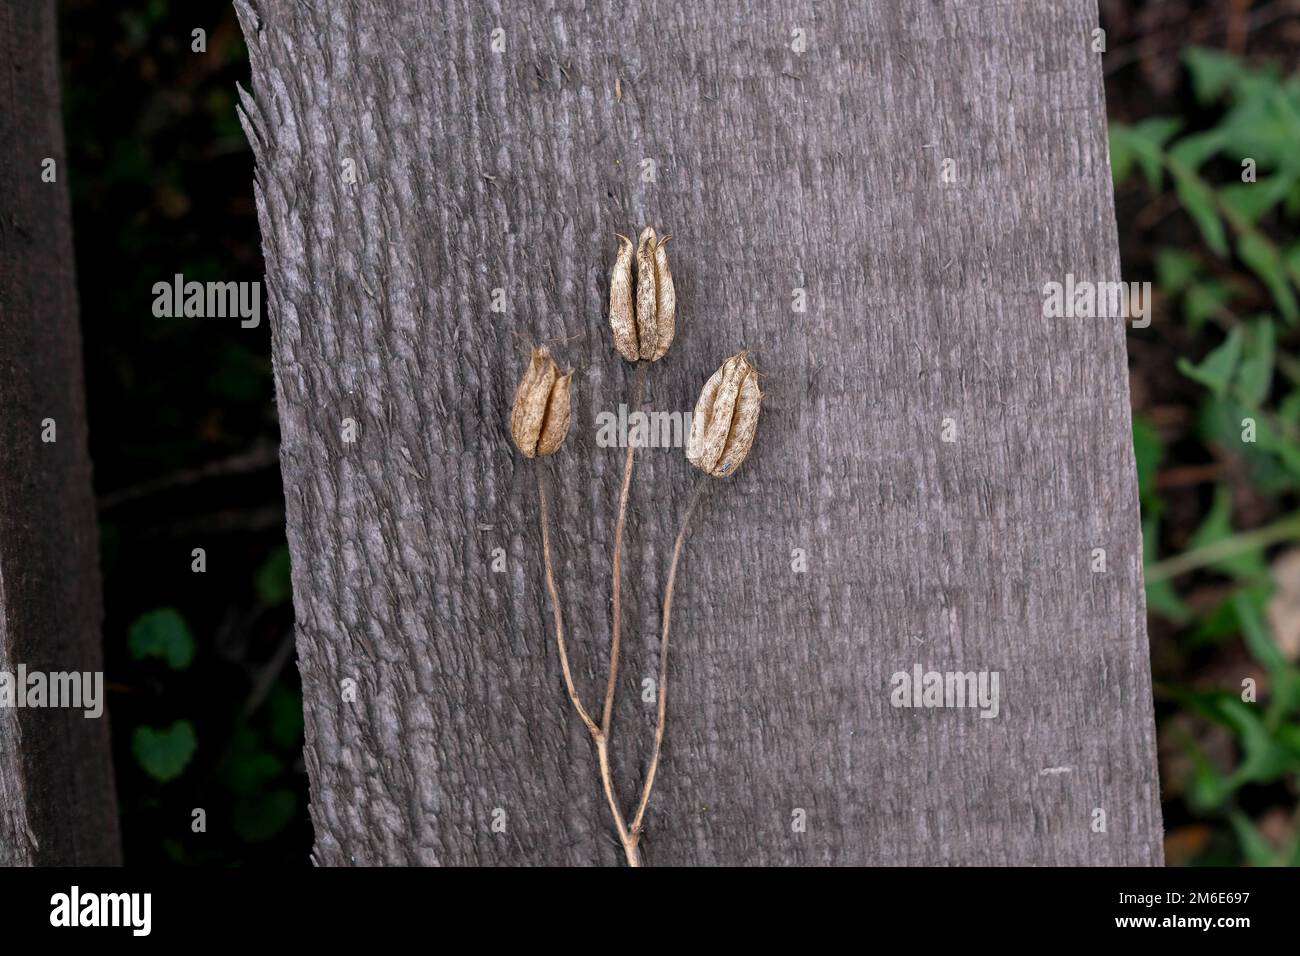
[648,235,675,361]
[510,347,573,458]
[635,227,659,361]
[686,352,761,477]
[608,235,638,362]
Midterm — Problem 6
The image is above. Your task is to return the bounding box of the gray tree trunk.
[236,0,1164,865]
[0,0,121,865]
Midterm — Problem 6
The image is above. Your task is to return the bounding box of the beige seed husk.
[511,347,571,458]
[649,235,675,361]
[635,227,659,361]
[687,353,761,477]
[536,369,573,456]
[608,235,638,362]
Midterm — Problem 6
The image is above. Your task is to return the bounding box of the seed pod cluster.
[608,227,675,363]
[510,347,573,458]
[687,352,762,478]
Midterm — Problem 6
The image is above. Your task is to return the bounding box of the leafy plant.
[1118,47,1300,865]
[133,720,198,783]
[127,607,196,670]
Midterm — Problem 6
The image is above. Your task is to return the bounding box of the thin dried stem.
[602,361,649,734]
[629,477,708,843]
[596,735,639,866]
[538,469,641,866]
[538,472,598,737]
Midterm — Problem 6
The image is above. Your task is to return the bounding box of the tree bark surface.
[236,0,1164,865]
[0,0,121,866]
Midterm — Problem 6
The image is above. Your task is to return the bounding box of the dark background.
[61,0,304,864]
[59,0,1300,865]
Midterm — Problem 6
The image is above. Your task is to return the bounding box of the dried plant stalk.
[519,238,767,869]
[603,361,648,733]
[537,472,597,737]
[628,476,707,850]
[537,470,641,866]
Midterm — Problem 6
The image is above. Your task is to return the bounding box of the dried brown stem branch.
[538,469,641,865]
[602,361,649,734]
[629,476,708,847]
[537,472,598,737]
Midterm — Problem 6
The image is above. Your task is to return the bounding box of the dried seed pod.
[608,235,639,362]
[648,235,675,361]
[606,226,677,363]
[686,352,761,477]
[511,347,573,458]
[635,227,659,361]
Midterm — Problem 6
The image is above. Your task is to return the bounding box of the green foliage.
[233,789,298,844]
[1186,487,1268,582]
[63,0,308,865]
[1132,413,1163,503]
[219,709,302,844]
[1177,325,1244,396]
[133,720,197,783]
[128,608,196,670]
[1124,47,1300,866]
[1110,117,1182,190]
[1112,50,1300,326]
[267,684,305,749]
[255,545,293,606]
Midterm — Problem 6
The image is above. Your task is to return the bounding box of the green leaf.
[233,788,297,843]
[1143,513,1192,623]
[1238,234,1299,322]
[1184,280,1234,332]
[1132,415,1163,503]
[1278,722,1300,756]
[1233,590,1300,718]
[127,608,196,670]
[221,725,284,795]
[1176,690,1297,789]
[1280,391,1300,426]
[1168,129,1232,172]
[1108,126,1135,188]
[133,721,197,783]
[1220,174,1297,226]
[1110,118,1182,191]
[1220,89,1300,173]
[1178,326,1244,396]
[1228,810,1282,866]
[1155,248,1200,295]
[268,684,305,750]
[1236,319,1276,406]
[1181,733,1231,810]
[255,545,293,606]
[1227,699,1300,785]
[1188,583,1272,646]
[1233,590,1289,677]
[1188,487,1269,582]
[1184,47,1246,105]
[1173,169,1230,257]
[1286,244,1300,280]
[1199,394,1299,493]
